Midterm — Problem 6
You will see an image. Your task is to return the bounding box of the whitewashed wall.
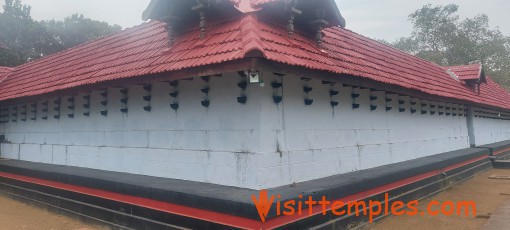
[472,117,510,146]
[0,73,263,188]
[0,72,480,190]
[256,75,470,188]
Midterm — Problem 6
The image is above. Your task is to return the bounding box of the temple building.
[0,0,509,229]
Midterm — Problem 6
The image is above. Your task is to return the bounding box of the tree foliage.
[0,0,56,66]
[0,0,121,67]
[390,4,510,89]
[42,14,121,50]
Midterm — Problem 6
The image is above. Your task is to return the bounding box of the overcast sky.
[7,0,510,42]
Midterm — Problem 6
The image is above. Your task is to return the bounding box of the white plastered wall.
[0,72,479,189]
[0,73,265,188]
[256,74,470,188]
[472,117,510,146]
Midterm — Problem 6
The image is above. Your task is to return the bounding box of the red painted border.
[0,172,263,229]
[262,154,488,229]
[493,146,510,156]
[0,154,488,230]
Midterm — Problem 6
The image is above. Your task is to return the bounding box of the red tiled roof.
[251,17,510,109]
[445,63,482,80]
[0,22,167,100]
[0,67,12,74]
[0,10,509,110]
[0,19,245,101]
[478,76,510,109]
[0,67,13,83]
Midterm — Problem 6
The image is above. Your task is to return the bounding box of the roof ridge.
[239,14,266,58]
[446,62,481,68]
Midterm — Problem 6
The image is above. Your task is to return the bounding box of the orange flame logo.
[251,189,275,223]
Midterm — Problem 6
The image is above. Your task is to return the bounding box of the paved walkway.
[482,199,510,230]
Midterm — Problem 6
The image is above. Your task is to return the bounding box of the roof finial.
[287,14,295,39]
[199,11,207,40]
[310,9,328,47]
[287,6,302,39]
[166,22,175,46]
[192,1,208,40]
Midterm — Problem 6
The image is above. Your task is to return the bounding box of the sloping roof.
[478,76,510,108]
[0,22,167,101]
[0,18,246,102]
[256,20,510,109]
[0,3,509,111]
[0,66,12,74]
[0,66,13,83]
[445,63,482,80]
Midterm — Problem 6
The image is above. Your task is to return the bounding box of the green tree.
[2,0,30,19]
[390,4,510,88]
[0,0,122,67]
[0,0,58,66]
[42,14,121,50]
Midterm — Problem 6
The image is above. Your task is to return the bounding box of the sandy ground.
[371,168,510,230]
[0,194,104,230]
